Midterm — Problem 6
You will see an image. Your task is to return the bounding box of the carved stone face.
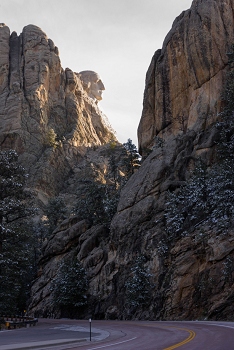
[79,70,105,103]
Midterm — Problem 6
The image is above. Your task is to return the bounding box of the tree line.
[0,138,142,315]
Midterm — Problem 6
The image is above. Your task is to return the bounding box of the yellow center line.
[163,327,196,350]
[121,322,196,350]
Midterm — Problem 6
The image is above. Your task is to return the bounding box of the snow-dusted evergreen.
[0,150,35,314]
[125,256,153,310]
[51,257,89,317]
[165,71,234,240]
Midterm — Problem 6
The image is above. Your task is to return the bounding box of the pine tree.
[122,139,141,177]
[206,158,234,231]
[44,196,67,233]
[125,256,153,309]
[165,157,234,238]
[165,160,208,239]
[107,154,119,189]
[74,180,106,225]
[74,179,119,227]
[165,190,185,239]
[0,150,36,314]
[51,258,89,316]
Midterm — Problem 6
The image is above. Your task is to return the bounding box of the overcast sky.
[1,0,193,146]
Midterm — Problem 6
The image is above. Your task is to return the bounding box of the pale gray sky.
[1,0,193,146]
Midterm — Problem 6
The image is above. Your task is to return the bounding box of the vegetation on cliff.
[0,140,140,316]
[3,0,234,321]
[0,150,36,314]
[124,256,153,312]
[165,69,234,242]
[51,257,89,318]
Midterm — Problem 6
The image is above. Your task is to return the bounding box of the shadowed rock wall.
[100,0,234,320]
[3,0,234,321]
[138,0,234,154]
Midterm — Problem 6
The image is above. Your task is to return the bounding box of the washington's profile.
[79,70,105,103]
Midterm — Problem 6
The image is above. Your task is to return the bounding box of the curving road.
[72,320,234,350]
[1,318,234,349]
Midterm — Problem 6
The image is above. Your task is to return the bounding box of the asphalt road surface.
[0,318,234,350]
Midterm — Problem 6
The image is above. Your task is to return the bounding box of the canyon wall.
[104,0,234,320]
[0,23,116,199]
[2,0,234,321]
[138,0,233,154]
[29,0,234,319]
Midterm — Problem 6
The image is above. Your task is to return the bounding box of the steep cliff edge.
[104,0,234,320]
[138,0,234,154]
[0,23,122,317]
[29,0,234,320]
[0,24,116,198]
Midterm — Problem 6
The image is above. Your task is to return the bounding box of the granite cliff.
[0,23,123,316]
[0,23,116,199]
[138,0,233,154]
[106,0,234,320]
[0,22,140,318]
[2,0,234,321]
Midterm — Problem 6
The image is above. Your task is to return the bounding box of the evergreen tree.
[125,256,153,309]
[206,158,234,231]
[74,180,106,225]
[74,179,119,227]
[107,154,119,189]
[165,160,208,239]
[103,152,124,221]
[73,140,141,228]
[122,139,141,177]
[164,190,185,239]
[165,158,234,238]
[0,150,36,313]
[102,184,120,224]
[44,196,67,233]
[51,258,89,316]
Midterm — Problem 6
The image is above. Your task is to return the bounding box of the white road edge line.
[201,323,234,330]
[86,336,137,350]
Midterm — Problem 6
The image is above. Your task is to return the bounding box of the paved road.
[1,318,234,349]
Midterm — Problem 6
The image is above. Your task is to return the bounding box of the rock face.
[30,217,112,318]
[0,24,116,198]
[104,0,234,321]
[25,0,234,320]
[0,23,121,317]
[3,0,234,321]
[138,0,234,154]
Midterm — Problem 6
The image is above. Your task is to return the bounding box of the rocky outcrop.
[0,24,116,197]
[3,0,234,321]
[138,0,234,154]
[102,0,234,321]
[0,23,121,317]
[30,217,111,317]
